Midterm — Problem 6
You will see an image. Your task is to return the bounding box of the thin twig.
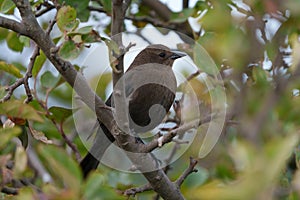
[178,70,201,91]
[58,122,81,161]
[1,45,40,103]
[175,157,198,187]
[46,19,57,35]
[35,1,55,17]
[143,115,213,153]
[123,184,152,196]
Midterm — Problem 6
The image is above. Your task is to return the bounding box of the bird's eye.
[159,52,166,58]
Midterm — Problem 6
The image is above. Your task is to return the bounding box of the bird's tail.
[80,122,115,178]
[80,152,100,178]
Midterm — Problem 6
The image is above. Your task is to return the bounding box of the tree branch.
[109,1,184,199]
[143,115,212,153]
[175,157,198,187]
[1,1,185,199]
[141,0,193,38]
[141,0,172,21]
[0,16,27,36]
[123,183,152,196]
[35,1,55,17]
[0,45,38,103]
[111,0,131,86]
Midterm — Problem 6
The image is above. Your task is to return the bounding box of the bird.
[80,44,185,177]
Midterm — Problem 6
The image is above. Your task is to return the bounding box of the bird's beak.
[170,51,186,60]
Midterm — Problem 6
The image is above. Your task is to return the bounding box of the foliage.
[0,0,300,199]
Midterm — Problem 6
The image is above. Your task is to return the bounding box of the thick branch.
[111,0,131,86]
[0,16,27,36]
[141,0,172,21]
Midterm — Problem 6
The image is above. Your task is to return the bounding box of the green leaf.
[16,187,36,200]
[30,127,53,144]
[6,31,24,52]
[200,1,232,32]
[0,127,22,149]
[41,71,59,89]
[58,40,81,60]
[19,36,30,47]
[170,8,195,23]
[0,100,44,122]
[0,27,8,41]
[48,106,74,123]
[32,50,46,77]
[83,172,106,199]
[83,172,123,200]
[0,86,6,99]
[252,66,268,85]
[76,26,93,35]
[100,0,112,13]
[13,146,27,179]
[194,43,219,76]
[38,145,82,191]
[0,61,23,78]
[92,72,112,100]
[68,26,101,43]
[81,30,102,43]
[56,6,79,32]
[0,0,15,14]
[60,0,90,22]
[12,62,26,72]
[189,134,299,199]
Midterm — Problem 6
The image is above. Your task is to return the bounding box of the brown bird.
[80,44,185,177]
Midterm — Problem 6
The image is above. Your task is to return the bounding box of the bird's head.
[129,44,186,67]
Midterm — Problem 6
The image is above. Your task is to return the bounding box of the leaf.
[41,71,60,89]
[81,30,102,43]
[170,8,195,23]
[58,40,81,60]
[76,26,93,35]
[104,39,120,68]
[0,61,23,78]
[0,0,15,14]
[0,100,44,122]
[0,86,5,99]
[32,50,46,77]
[83,172,106,199]
[13,146,27,179]
[12,62,26,72]
[19,36,30,47]
[92,72,112,100]
[6,31,24,52]
[0,27,8,41]
[200,1,232,32]
[38,145,82,191]
[100,0,112,13]
[194,43,219,76]
[0,127,22,149]
[83,172,123,200]
[48,106,74,123]
[68,27,101,43]
[56,6,79,32]
[252,66,268,85]
[60,0,90,22]
[29,126,53,144]
[189,134,299,200]
[16,187,36,200]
